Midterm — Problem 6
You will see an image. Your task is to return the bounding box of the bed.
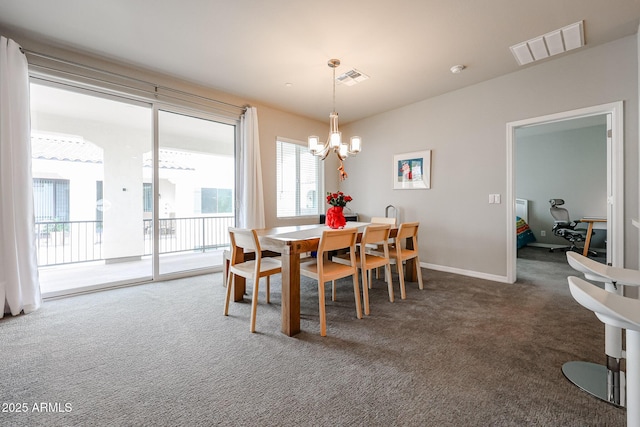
[516,198,536,249]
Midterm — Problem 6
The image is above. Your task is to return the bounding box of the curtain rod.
[22,48,247,113]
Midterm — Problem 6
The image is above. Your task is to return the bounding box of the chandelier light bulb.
[330,131,341,148]
[350,136,361,153]
[308,135,320,153]
[338,143,348,158]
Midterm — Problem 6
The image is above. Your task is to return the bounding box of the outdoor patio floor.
[39,249,226,297]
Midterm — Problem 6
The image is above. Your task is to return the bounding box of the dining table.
[229,221,415,336]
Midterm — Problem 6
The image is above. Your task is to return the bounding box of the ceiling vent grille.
[336,69,369,86]
[510,21,584,66]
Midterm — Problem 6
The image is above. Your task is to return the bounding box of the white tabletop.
[263,221,372,240]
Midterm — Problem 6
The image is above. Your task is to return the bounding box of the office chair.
[548,199,596,256]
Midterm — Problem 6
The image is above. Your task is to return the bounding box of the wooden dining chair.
[223,227,282,333]
[372,221,423,299]
[371,216,397,226]
[300,228,362,337]
[369,216,397,278]
[333,224,394,314]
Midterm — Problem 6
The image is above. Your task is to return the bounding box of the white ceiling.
[1,0,640,124]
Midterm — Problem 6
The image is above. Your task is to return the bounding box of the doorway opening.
[506,102,624,283]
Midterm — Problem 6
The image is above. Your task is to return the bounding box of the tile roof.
[32,132,195,170]
[32,133,102,163]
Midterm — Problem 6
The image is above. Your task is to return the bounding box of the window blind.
[276,139,320,218]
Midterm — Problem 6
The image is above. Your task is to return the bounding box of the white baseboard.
[421,262,510,284]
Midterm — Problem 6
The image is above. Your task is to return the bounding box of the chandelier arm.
[320,148,331,161]
[319,135,333,158]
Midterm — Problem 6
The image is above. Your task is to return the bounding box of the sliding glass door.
[156,110,235,276]
[31,82,153,294]
[30,83,237,296]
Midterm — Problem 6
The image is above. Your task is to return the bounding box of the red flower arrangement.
[326,192,353,207]
[325,192,353,229]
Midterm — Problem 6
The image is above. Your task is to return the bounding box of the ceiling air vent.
[510,21,584,66]
[336,69,369,86]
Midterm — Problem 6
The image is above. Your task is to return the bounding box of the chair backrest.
[318,228,357,253]
[228,228,260,260]
[371,216,396,226]
[550,206,571,224]
[361,224,391,247]
[397,222,419,240]
[549,198,571,224]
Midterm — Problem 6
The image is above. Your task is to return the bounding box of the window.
[201,188,232,214]
[276,138,321,217]
[32,178,70,222]
[143,183,152,213]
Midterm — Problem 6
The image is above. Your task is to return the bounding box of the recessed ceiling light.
[450,65,465,74]
[510,20,585,66]
[284,82,293,87]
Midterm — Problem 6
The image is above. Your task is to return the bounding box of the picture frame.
[393,150,431,189]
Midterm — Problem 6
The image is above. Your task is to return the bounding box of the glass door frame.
[151,103,239,282]
[30,78,156,295]
[30,71,240,295]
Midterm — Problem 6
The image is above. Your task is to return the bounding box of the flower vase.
[326,206,346,229]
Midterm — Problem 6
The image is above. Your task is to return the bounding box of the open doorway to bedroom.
[506,102,624,283]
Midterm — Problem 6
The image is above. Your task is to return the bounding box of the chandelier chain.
[332,64,336,114]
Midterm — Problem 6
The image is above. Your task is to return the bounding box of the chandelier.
[308,59,361,180]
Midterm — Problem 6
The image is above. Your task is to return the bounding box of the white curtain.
[238,106,265,229]
[0,37,41,317]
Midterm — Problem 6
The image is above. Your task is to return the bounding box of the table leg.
[583,222,595,257]
[281,247,301,336]
[405,236,417,282]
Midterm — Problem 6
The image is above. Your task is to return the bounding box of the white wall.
[342,35,639,279]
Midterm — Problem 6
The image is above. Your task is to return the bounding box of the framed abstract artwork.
[393,150,431,189]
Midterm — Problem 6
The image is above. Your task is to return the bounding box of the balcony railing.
[35,215,234,267]
[142,216,234,256]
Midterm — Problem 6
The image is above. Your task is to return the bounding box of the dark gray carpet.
[0,250,625,426]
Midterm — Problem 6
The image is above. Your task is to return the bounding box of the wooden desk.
[231,222,413,336]
[580,217,606,257]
